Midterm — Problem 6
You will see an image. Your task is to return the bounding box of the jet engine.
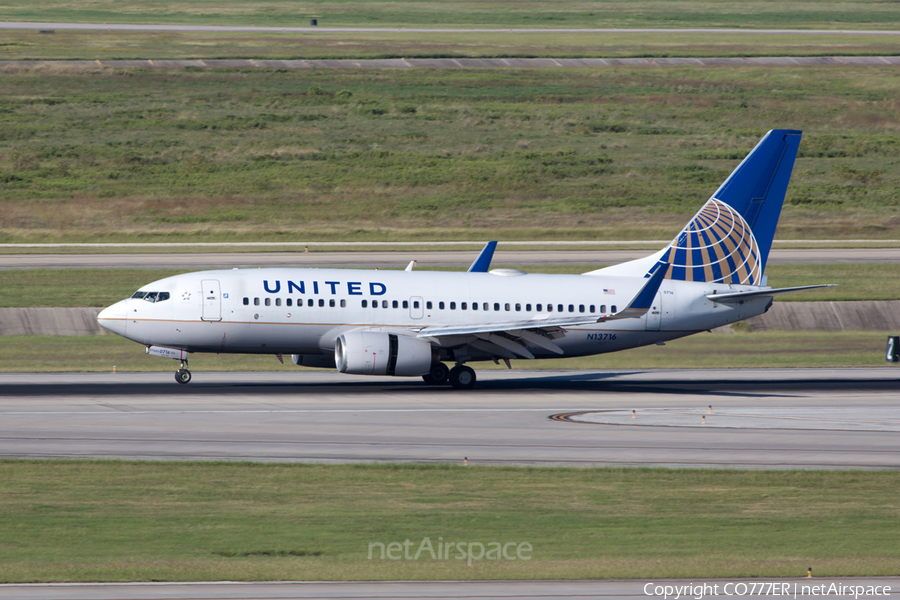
[335,331,434,376]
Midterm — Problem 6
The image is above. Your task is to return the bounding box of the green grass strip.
[0,460,897,582]
[0,264,896,308]
[0,331,890,372]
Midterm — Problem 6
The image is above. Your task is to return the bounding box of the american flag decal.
[604,289,615,295]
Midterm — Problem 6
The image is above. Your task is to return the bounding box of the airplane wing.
[415,260,669,358]
[707,284,836,302]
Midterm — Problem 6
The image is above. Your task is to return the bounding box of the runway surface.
[5,22,900,35]
[3,248,900,269]
[2,578,899,600]
[2,369,898,469]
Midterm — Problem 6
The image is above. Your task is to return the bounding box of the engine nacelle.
[335,331,433,376]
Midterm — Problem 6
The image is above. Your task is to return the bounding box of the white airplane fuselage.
[100,267,769,359]
[97,129,815,387]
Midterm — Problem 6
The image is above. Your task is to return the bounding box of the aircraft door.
[201,279,222,322]
[409,296,424,319]
[645,292,662,331]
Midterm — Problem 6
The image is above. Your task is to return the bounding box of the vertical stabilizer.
[659,129,801,285]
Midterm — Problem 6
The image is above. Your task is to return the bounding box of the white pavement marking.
[570,407,900,431]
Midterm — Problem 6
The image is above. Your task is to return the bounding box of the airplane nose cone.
[97,300,128,336]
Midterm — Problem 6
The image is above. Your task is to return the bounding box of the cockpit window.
[135,291,170,303]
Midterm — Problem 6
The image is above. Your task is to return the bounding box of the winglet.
[467,241,498,273]
[623,261,669,315]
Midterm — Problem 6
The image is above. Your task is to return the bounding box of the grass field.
[0,331,889,372]
[3,0,900,29]
[0,461,898,582]
[4,31,900,61]
[1,65,899,243]
[0,263,896,308]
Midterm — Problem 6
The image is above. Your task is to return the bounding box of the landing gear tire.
[422,362,450,385]
[449,365,476,390]
[175,369,192,384]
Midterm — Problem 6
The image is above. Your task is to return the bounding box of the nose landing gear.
[175,359,192,384]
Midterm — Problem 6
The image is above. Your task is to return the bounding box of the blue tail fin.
[661,130,801,285]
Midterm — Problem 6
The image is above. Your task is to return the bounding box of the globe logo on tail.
[660,199,762,285]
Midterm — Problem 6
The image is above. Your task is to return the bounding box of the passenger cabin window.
[579,304,585,313]
[254,298,260,306]
[341,299,347,308]
[450,302,456,310]
[558,304,564,312]
[393,300,399,309]
[243,297,249,306]
[413,301,420,309]
[329,299,335,307]
[494,303,500,311]
[568,304,574,313]
[380,300,386,308]
[362,300,368,308]
[426,301,433,309]
[276,298,282,307]
[439,301,445,310]
[547,304,553,312]
[611,305,617,312]
[461,302,467,310]
[308,299,314,307]
[287,299,292,307]
[483,303,488,311]
[265,298,271,306]
[318,299,325,307]
[403,300,409,309]
[472,302,478,311]
[537,304,542,312]
[526,304,531,311]
[601,305,606,313]
[590,305,595,313]
[505,303,510,311]
[515,303,521,312]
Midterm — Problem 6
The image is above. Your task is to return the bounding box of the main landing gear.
[175,359,192,384]
[422,363,476,390]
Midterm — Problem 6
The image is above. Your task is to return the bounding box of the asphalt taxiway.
[1,369,897,469]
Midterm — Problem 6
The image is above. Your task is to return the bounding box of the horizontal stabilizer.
[707,284,836,302]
